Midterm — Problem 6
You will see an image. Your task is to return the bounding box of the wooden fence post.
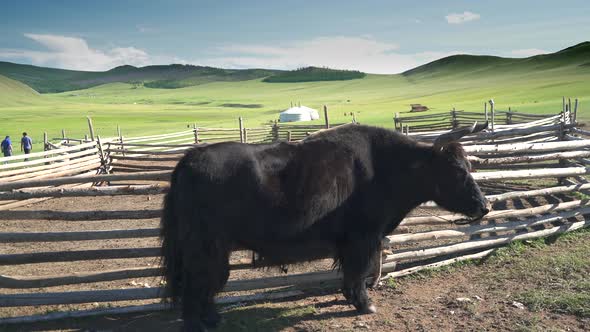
[96,136,109,175]
[272,121,279,142]
[506,107,512,125]
[61,129,66,140]
[118,128,125,157]
[239,117,244,143]
[243,128,248,143]
[323,105,330,129]
[394,112,400,131]
[489,99,495,133]
[119,136,125,157]
[193,125,199,144]
[43,132,48,151]
[352,112,357,124]
[484,102,488,122]
[451,108,458,129]
[287,131,292,142]
[573,99,579,124]
[565,98,572,125]
[87,117,95,141]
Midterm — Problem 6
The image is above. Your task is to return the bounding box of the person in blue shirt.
[1,136,12,164]
[21,132,32,161]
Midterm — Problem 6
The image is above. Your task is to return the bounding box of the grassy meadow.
[0,43,589,153]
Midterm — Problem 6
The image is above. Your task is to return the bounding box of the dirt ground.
[1,158,589,331]
[3,236,589,332]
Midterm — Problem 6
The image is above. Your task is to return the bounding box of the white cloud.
[510,48,548,57]
[136,24,156,33]
[0,34,161,71]
[197,36,457,74]
[445,11,481,24]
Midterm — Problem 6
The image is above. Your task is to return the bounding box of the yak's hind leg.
[365,243,382,289]
[340,236,381,314]
[181,236,230,331]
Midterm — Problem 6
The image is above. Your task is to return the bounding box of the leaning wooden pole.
[323,105,330,129]
[87,117,95,141]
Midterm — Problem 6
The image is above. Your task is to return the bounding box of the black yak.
[161,122,489,331]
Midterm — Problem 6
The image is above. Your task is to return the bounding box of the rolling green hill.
[403,41,590,78]
[0,74,43,106]
[0,62,280,93]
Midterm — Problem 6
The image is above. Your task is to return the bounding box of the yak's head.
[430,122,490,223]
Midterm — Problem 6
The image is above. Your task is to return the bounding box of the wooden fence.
[1,104,589,324]
[393,100,577,133]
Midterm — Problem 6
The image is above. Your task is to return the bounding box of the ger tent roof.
[279,106,320,122]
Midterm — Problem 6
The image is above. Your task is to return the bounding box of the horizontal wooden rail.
[0,147,99,171]
[0,184,167,200]
[464,138,590,154]
[1,158,101,183]
[387,206,590,246]
[109,155,180,162]
[0,209,161,221]
[109,149,185,156]
[0,247,160,265]
[0,267,161,288]
[123,130,194,142]
[471,166,588,181]
[386,218,590,263]
[468,150,590,165]
[402,199,588,226]
[0,140,100,163]
[486,182,590,203]
[0,228,159,243]
[108,142,195,148]
[0,290,304,324]
[0,171,171,191]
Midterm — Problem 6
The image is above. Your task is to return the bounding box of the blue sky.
[0,0,589,73]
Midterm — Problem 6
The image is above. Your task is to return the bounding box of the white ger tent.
[279,105,320,122]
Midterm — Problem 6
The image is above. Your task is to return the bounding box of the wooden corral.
[0,102,589,324]
[410,104,429,112]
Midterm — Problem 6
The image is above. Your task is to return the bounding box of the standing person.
[21,132,32,161]
[1,135,12,164]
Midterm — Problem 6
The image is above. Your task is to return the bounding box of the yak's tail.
[160,169,182,305]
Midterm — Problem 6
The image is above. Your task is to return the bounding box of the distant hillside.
[403,41,590,78]
[1,41,589,93]
[0,74,43,106]
[0,62,279,93]
[263,67,366,83]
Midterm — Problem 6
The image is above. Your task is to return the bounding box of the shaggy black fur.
[160,124,488,331]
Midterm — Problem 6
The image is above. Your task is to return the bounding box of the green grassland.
[0,42,589,153]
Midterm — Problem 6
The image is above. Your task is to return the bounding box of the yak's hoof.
[365,277,380,289]
[356,303,377,314]
[342,288,352,302]
[201,310,221,328]
[183,320,208,332]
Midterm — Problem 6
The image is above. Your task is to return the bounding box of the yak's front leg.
[340,237,381,314]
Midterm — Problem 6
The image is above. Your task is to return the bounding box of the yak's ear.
[433,121,488,149]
